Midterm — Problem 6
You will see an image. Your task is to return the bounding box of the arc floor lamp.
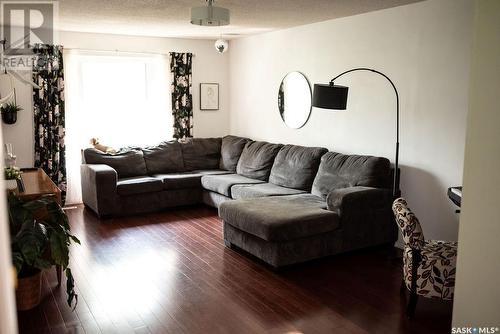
[312,68,401,199]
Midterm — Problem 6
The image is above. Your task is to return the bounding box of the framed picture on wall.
[200,83,219,110]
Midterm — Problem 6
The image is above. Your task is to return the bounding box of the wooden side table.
[13,168,63,285]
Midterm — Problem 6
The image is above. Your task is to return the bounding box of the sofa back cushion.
[83,148,147,178]
[311,152,391,198]
[180,137,222,171]
[142,140,184,174]
[219,135,252,172]
[236,141,283,181]
[269,145,328,191]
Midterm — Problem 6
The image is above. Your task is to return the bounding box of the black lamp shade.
[312,84,349,110]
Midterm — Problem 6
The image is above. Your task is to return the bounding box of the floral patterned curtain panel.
[169,52,193,139]
[32,44,67,203]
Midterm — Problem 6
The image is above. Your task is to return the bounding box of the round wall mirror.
[278,71,312,129]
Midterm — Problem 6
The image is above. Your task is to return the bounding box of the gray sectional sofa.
[81,135,397,267]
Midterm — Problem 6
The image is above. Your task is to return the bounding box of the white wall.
[0,72,34,168]
[228,0,473,241]
[0,127,18,334]
[1,31,230,167]
[453,0,500,326]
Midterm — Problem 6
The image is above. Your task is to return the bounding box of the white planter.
[5,179,17,191]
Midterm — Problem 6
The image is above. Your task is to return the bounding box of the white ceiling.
[58,0,424,39]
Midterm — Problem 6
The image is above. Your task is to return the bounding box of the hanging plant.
[1,102,22,124]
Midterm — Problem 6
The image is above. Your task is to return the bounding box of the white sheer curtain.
[64,50,172,205]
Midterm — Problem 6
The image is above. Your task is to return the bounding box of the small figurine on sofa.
[90,138,117,154]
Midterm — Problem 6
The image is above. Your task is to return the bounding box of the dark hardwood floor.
[17,205,452,334]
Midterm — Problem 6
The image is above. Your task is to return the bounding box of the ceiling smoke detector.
[191,0,230,26]
[215,39,228,53]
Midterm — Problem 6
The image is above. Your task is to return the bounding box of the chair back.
[392,198,425,249]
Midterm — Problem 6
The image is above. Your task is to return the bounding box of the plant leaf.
[70,235,81,245]
[12,251,23,273]
[33,257,52,269]
[65,268,78,309]
[50,233,69,268]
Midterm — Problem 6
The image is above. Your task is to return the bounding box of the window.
[67,51,171,147]
[64,50,172,204]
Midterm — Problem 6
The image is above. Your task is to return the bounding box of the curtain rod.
[64,47,195,57]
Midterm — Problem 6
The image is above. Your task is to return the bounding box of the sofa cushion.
[236,141,283,181]
[154,173,201,190]
[142,141,184,174]
[219,194,338,242]
[312,152,391,199]
[83,148,147,178]
[154,170,231,190]
[195,170,233,176]
[219,135,251,172]
[269,145,328,191]
[231,183,306,200]
[201,174,265,197]
[180,137,222,171]
[117,176,163,196]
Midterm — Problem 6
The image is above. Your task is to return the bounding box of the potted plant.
[1,102,22,124]
[8,194,80,310]
[4,166,22,191]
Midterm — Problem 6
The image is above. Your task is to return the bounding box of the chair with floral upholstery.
[392,198,457,317]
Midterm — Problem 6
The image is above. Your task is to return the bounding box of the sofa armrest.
[326,186,397,249]
[326,186,391,215]
[80,164,118,217]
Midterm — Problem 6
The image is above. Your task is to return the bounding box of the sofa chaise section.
[220,194,336,241]
[220,151,397,267]
[220,194,340,267]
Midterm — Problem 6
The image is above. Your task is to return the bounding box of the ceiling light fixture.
[191,0,230,26]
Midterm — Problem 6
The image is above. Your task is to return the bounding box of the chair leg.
[407,291,418,318]
[406,249,422,319]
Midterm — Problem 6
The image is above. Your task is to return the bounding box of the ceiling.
[58,0,424,39]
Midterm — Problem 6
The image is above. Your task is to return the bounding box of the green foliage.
[4,166,22,180]
[8,194,80,308]
[0,102,23,114]
[1,102,23,114]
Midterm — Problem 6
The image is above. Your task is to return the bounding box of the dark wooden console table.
[14,168,62,205]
